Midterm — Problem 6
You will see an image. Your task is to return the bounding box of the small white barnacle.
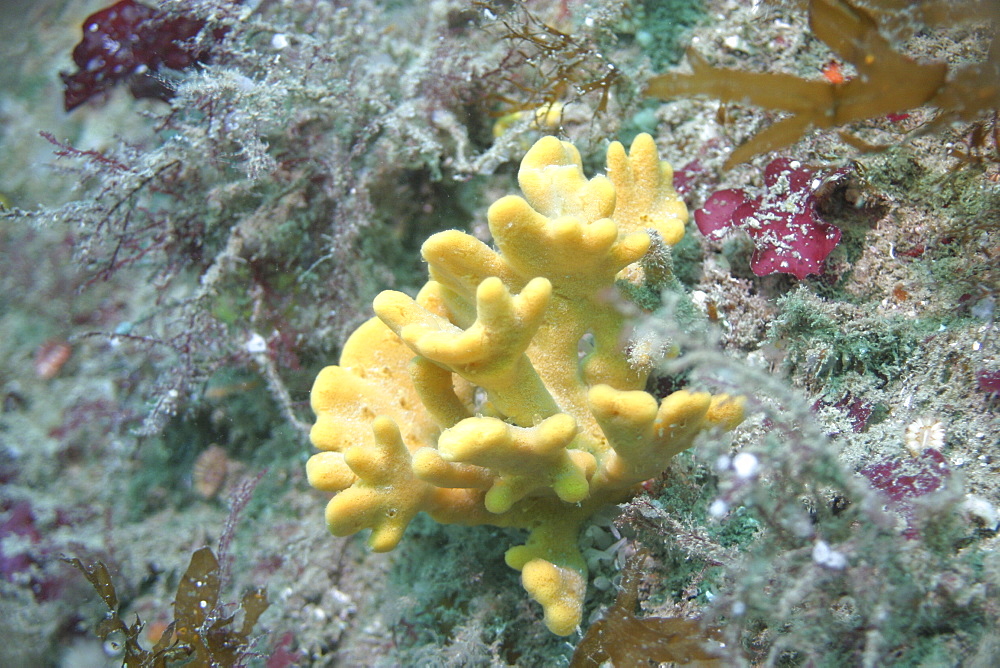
[905,416,945,456]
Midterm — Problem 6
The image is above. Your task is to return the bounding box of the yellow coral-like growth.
[306,133,743,635]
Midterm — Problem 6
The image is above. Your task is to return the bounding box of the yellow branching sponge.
[306,133,744,635]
